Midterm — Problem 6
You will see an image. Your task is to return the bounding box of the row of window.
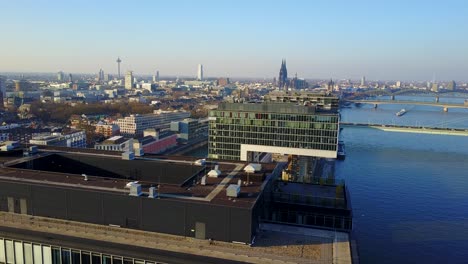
[209,136,337,147]
[209,111,338,123]
[0,238,160,264]
[210,129,338,139]
[211,119,338,129]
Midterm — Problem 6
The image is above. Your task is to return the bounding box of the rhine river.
[187,95,468,264]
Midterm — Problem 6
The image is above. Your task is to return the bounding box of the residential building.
[217,78,230,86]
[95,123,120,137]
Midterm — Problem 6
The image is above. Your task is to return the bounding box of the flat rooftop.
[0,149,279,209]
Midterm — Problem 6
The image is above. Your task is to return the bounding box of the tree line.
[30,102,154,123]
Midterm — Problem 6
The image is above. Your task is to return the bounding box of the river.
[187,96,468,263]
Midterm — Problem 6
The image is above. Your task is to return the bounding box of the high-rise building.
[0,76,5,109]
[68,73,73,83]
[447,80,456,91]
[208,92,340,161]
[14,80,29,92]
[431,83,439,92]
[396,81,401,88]
[278,59,288,90]
[98,69,104,82]
[197,64,203,80]
[57,71,65,82]
[125,71,134,89]
[360,76,366,86]
[153,70,159,83]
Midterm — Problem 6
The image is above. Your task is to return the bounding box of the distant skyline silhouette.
[1,0,467,81]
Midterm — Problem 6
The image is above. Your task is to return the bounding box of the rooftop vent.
[148,187,157,198]
[244,163,261,173]
[82,174,88,181]
[201,175,207,186]
[227,184,240,198]
[208,169,221,178]
[194,159,206,166]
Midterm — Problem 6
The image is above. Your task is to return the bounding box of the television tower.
[116,57,122,78]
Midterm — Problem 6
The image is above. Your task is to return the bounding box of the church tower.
[278,59,288,90]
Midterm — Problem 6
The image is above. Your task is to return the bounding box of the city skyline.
[1,0,468,81]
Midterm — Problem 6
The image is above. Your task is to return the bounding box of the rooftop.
[1,149,279,209]
[99,136,129,145]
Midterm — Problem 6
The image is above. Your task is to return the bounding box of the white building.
[95,136,133,152]
[197,64,203,81]
[114,110,190,137]
[125,71,134,89]
[29,130,86,148]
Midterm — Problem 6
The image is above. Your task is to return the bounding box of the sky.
[1,0,468,81]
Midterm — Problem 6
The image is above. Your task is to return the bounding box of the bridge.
[345,99,468,112]
[340,122,468,136]
[353,89,468,98]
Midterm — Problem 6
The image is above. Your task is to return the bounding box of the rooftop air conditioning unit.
[129,184,142,196]
[226,184,240,198]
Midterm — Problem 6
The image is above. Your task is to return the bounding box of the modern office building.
[57,71,65,82]
[152,70,159,83]
[125,71,134,89]
[114,110,190,137]
[208,92,340,161]
[14,80,30,92]
[0,145,352,263]
[447,80,456,91]
[94,136,133,152]
[360,76,366,86]
[197,64,203,81]
[170,118,208,142]
[29,130,86,148]
[133,130,178,155]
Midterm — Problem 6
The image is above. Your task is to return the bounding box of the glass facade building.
[0,237,158,264]
[208,101,339,161]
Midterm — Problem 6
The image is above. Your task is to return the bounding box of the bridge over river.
[340,122,468,136]
[345,99,468,112]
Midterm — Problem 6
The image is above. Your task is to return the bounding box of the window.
[0,239,5,263]
[51,247,61,264]
[61,248,71,264]
[15,241,24,264]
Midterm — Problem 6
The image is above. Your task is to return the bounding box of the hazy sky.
[1,0,468,81]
